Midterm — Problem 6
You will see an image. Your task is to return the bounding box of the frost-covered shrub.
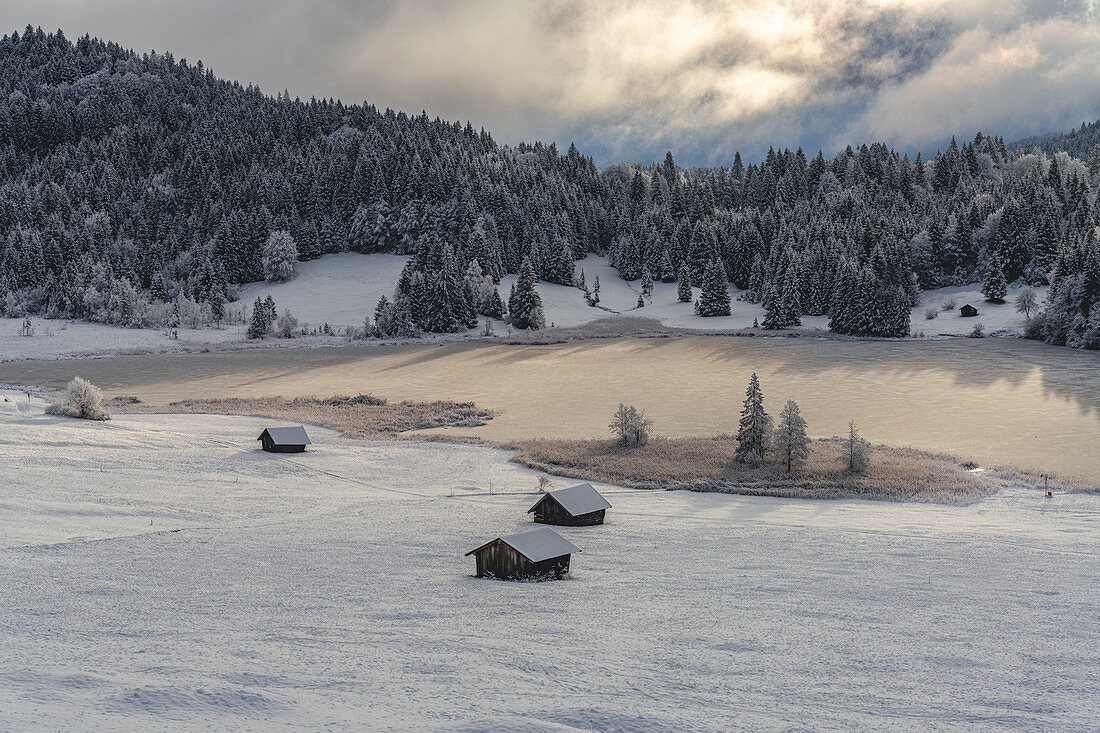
[275,309,299,338]
[172,295,211,329]
[608,403,652,446]
[924,307,938,320]
[45,377,111,421]
[941,297,958,311]
[970,322,985,338]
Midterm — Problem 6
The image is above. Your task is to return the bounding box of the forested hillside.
[1014,119,1100,163]
[1,27,1098,346]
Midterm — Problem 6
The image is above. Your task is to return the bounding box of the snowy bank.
[1,391,1097,730]
[1,254,1049,362]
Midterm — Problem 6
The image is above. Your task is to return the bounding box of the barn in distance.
[528,482,612,526]
[466,527,580,581]
[960,304,979,317]
[257,425,311,453]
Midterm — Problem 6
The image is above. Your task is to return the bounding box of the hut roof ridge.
[530,482,612,516]
[466,527,580,562]
[258,425,311,445]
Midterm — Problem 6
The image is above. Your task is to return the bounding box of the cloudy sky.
[4,0,1100,165]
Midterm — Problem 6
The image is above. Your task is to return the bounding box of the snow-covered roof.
[529,483,611,516]
[257,425,311,445]
[466,527,581,563]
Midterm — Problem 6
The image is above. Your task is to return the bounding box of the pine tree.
[509,257,544,330]
[773,399,810,473]
[983,249,1008,302]
[677,262,693,302]
[263,294,277,326]
[425,244,465,332]
[695,260,730,316]
[641,270,654,297]
[735,373,771,466]
[246,297,268,339]
[485,288,505,319]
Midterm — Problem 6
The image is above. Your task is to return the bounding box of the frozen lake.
[1,335,1098,482]
[1,399,1097,730]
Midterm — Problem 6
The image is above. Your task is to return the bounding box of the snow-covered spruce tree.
[372,295,393,336]
[262,230,299,282]
[45,377,111,421]
[641,270,654,296]
[483,288,505,319]
[982,249,1008,303]
[263,295,277,327]
[509,258,544,330]
[773,399,810,473]
[425,244,465,333]
[695,260,731,317]
[677,262,693,302]
[735,373,772,466]
[389,294,421,337]
[842,420,872,473]
[247,297,269,339]
[657,249,676,283]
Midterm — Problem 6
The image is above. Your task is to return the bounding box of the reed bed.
[507,435,994,504]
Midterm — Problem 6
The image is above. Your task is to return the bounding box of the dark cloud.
[2,0,1098,165]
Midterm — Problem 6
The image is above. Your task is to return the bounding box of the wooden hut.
[257,425,311,453]
[960,304,979,317]
[465,527,580,581]
[528,482,611,526]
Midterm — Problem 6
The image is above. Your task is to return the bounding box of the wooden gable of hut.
[528,483,611,526]
[465,527,580,581]
[960,304,979,317]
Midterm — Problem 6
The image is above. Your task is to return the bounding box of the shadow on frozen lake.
[2,335,1097,481]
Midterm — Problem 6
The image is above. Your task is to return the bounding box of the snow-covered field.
[1,254,1046,362]
[0,318,244,362]
[235,252,411,330]
[237,252,1046,335]
[2,391,1097,730]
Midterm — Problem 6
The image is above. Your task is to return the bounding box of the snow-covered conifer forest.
[1,27,1099,346]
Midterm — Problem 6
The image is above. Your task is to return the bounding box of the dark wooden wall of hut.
[259,435,305,453]
[472,541,571,581]
[532,496,606,526]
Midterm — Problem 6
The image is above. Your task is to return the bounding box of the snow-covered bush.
[608,403,652,446]
[45,377,111,421]
[941,297,958,312]
[924,307,938,320]
[970,322,985,338]
[275,309,299,338]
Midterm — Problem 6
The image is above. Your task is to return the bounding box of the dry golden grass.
[119,394,493,439]
[507,435,993,504]
[117,394,1035,503]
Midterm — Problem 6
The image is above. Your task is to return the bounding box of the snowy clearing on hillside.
[235,253,411,330]
[240,253,1045,336]
[2,390,1097,730]
[0,254,1051,361]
